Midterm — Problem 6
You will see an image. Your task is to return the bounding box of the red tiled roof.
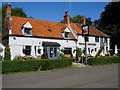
[71,23,110,37]
[10,16,76,39]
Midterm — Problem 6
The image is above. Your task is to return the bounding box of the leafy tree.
[2,4,27,29]
[93,2,120,50]
[4,45,11,60]
[60,15,92,25]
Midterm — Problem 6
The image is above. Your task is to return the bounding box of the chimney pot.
[6,3,11,18]
[64,11,70,25]
[80,17,86,25]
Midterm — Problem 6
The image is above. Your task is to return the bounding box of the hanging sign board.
[82,25,89,36]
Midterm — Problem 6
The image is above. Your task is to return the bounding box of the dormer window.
[24,28,32,35]
[65,32,70,38]
[22,21,33,36]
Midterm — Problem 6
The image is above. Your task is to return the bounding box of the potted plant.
[73,49,77,53]
[109,49,112,55]
[0,48,3,52]
[61,49,66,52]
[76,48,82,63]
[23,48,26,50]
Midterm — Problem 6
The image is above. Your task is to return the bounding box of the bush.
[2,57,73,74]
[60,53,65,58]
[41,54,45,59]
[105,53,111,56]
[13,55,22,60]
[27,56,35,60]
[88,56,120,66]
[76,48,82,61]
[4,45,11,60]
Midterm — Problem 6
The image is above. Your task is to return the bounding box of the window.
[50,48,53,58]
[88,48,90,54]
[24,28,32,35]
[100,37,103,43]
[35,46,36,55]
[104,38,107,43]
[95,48,97,52]
[54,48,57,57]
[86,37,89,42]
[64,48,72,55]
[24,46,31,55]
[85,37,89,42]
[65,32,70,38]
[95,37,99,42]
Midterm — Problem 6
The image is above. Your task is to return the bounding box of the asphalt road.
[2,64,118,88]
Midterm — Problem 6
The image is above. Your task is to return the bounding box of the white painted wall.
[9,36,76,60]
[77,35,110,57]
[0,43,5,60]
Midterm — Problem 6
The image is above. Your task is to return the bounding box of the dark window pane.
[64,48,72,55]
[54,48,57,57]
[95,37,99,42]
[25,46,31,55]
[24,28,32,35]
[65,32,70,38]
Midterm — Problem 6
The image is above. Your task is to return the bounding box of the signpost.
[82,25,89,65]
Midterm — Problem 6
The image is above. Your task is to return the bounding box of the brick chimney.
[5,3,11,18]
[80,17,86,25]
[2,3,11,46]
[64,11,70,25]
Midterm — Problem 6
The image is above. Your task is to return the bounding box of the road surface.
[2,64,118,88]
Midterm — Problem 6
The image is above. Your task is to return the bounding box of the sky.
[2,2,110,23]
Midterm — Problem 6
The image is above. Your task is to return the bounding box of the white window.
[22,21,32,36]
[104,38,107,43]
[65,32,70,38]
[24,28,32,35]
[95,37,99,42]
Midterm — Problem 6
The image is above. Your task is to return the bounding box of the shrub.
[60,53,65,58]
[4,45,11,60]
[41,54,45,59]
[13,55,22,61]
[88,56,120,66]
[0,48,3,52]
[76,48,82,61]
[105,53,111,56]
[27,56,35,60]
[2,57,73,74]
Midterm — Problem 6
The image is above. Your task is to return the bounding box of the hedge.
[88,56,120,66]
[2,57,73,74]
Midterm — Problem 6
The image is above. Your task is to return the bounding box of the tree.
[2,4,27,29]
[4,45,11,60]
[60,15,92,25]
[93,2,120,50]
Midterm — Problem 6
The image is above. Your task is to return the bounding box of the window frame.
[95,37,99,42]
[24,46,31,56]
[24,28,32,35]
[65,32,70,38]
[104,38,107,43]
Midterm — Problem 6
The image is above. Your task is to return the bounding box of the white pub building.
[2,3,110,60]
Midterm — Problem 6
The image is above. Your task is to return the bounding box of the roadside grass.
[2,64,79,75]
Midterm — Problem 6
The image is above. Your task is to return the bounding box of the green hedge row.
[2,57,73,74]
[88,56,120,66]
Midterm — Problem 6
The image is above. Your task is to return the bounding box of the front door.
[50,47,58,59]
